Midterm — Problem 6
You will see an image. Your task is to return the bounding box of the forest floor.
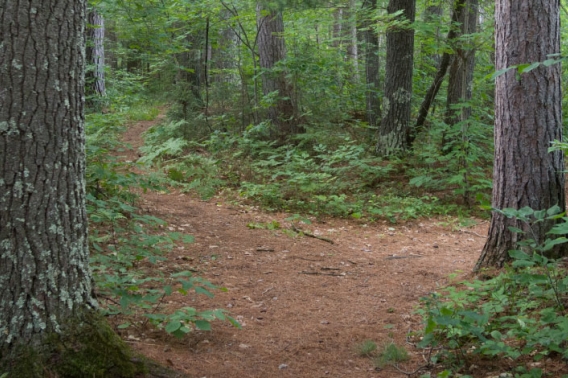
[117,115,489,378]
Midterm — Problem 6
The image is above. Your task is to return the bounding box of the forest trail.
[118,115,487,378]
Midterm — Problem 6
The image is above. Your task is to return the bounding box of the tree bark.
[86,8,106,102]
[256,3,299,139]
[445,0,478,128]
[376,0,416,156]
[475,0,565,270]
[0,0,97,353]
[361,0,381,127]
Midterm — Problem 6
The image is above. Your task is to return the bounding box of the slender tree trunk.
[256,3,299,139]
[346,0,359,82]
[332,7,344,48]
[421,4,443,67]
[445,0,478,128]
[413,0,466,141]
[361,0,381,127]
[86,8,106,103]
[376,0,416,156]
[0,0,97,352]
[475,0,565,270]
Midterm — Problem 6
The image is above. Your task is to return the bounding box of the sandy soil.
[115,115,488,378]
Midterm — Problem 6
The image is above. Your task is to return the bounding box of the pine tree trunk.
[86,8,106,101]
[0,0,97,352]
[376,0,416,156]
[256,3,299,139]
[475,0,565,270]
[361,0,381,127]
[445,0,478,127]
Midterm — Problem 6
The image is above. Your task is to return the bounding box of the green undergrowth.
[137,117,487,222]
[86,108,239,340]
[417,207,568,378]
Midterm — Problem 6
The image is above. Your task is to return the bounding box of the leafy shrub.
[417,206,568,376]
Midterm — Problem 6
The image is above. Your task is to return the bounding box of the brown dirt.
[116,116,489,378]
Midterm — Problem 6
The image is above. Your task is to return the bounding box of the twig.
[385,255,423,260]
[392,363,430,376]
[459,229,486,238]
[291,225,334,244]
[300,271,343,276]
[288,256,325,262]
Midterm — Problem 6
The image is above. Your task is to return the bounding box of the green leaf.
[164,285,173,296]
[518,62,540,73]
[118,322,131,329]
[508,226,524,234]
[195,286,215,298]
[509,250,530,260]
[542,237,568,251]
[165,320,181,334]
[194,320,212,331]
[489,66,516,80]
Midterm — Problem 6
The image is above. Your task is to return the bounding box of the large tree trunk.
[86,8,106,103]
[361,0,381,127]
[475,0,565,270]
[445,0,478,128]
[376,0,416,156]
[0,0,97,352]
[256,3,299,139]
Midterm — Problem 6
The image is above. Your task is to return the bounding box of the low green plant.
[374,342,409,368]
[417,206,568,376]
[355,340,378,357]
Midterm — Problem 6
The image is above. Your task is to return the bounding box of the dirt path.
[119,117,487,377]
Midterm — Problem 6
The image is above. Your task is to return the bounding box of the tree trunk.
[413,0,467,141]
[376,0,416,156]
[475,0,565,270]
[256,3,299,139]
[346,0,359,83]
[445,0,478,128]
[0,0,96,352]
[421,4,443,68]
[361,0,381,127]
[86,8,106,102]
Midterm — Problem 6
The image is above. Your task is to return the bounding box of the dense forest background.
[86,0,508,220]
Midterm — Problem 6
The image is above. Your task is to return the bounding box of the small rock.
[279,364,288,370]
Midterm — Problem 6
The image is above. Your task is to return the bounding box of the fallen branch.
[291,226,334,244]
[300,270,344,277]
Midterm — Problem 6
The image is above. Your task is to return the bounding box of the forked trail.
[119,116,486,378]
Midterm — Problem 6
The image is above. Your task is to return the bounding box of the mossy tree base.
[0,311,145,378]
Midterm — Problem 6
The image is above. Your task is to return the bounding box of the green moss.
[1,310,146,378]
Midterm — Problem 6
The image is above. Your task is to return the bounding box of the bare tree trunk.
[86,8,106,107]
[376,0,416,156]
[256,3,299,139]
[0,0,96,352]
[346,0,359,82]
[475,0,565,270]
[361,0,381,127]
[445,0,478,127]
